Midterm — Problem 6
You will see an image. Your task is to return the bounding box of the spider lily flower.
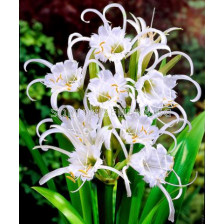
[128,144,175,222]
[25,59,83,110]
[129,144,197,222]
[135,69,201,115]
[35,106,130,193]
[120,112,179,149]
[85,70,136,128]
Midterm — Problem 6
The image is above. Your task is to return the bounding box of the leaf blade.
[32,187,84,224]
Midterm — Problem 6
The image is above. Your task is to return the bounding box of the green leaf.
[19,118,56,191]
[56,133,82,216]
[159,55,182,75]
[140,112,205,223]
[128,42,138,81]
[159,58,167,70]
[32,187,84,224]
[89,52,99,79]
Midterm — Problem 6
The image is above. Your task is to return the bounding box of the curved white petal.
[164,27,182,35]
[26,78,45,101]
[24,59,53,72]
[103,3,127,32]
[67,37,90,61]
[81,9,109,27]
[137,44,171,79]
[122,166,132,197]
[39,167,69,185]
[71,180,86,193]
[131,28,167,46]
[174,75,201,102]
[36,118,53,138]
[112,129,128,158]
[148,51,194,76]
[33,145,73,157]
[39,128,61,146]
[99,165,124,178]
[158,183,175,222]
[68,32,82,45]
[50,88,67,111]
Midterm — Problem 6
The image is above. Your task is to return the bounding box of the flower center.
[143,80,154,94]
[111,44,124,54]
[97,92,112,103]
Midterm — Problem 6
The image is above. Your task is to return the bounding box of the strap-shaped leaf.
[159,55,182,75]
[140,112,205,223]
[32,187,85,224]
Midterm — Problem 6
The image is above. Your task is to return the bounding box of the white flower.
[35,105,128,191]
[25,59,83,110]
[120,112,159,146]
[90,25,132,62]
[130,144,175,221]
[129,144,197,222]
[136,69,201,112]
[120,111,179,150]
[135,70,177,113]
[87,70,128,109]
[44,60,83,92]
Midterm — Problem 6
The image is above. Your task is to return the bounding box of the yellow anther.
[78,169,88,175]
[66,83,72,87]
[50,79,55,83]
[132,139,137,143]
[111,84,118,87]
[132,135,138,139]
[70,172,75,178]
[66,175,76,183]
[144,129,147,135]
[148,130,154,135]
[94,41,105,54]
[79,137,83,142]
[82,122,85,126]
[120,90,126,93]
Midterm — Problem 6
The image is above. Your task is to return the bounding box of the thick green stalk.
[104,185,114,224]
[77,179,92,224]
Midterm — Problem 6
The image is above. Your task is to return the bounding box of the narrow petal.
[173,75,201,102]
[36,118,53,137]
[34,145,73,157]
[39,167,69,185]
[24,59,53,72]
[158,183,175,222]
[26,78,45,101]
[103,3,127,32]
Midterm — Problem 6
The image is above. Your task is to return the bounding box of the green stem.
[78,179,92,224]
[104,184,114,224]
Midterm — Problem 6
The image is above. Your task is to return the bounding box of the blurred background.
[19,0,205,223]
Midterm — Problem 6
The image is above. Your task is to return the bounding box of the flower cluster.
[25,4,201,222]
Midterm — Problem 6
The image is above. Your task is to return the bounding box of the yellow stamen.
[120,90,126,93]
[66,83,72,87]
[78,169,88,175]
[70,172,75,178]
[111,84,118,87]
[66,176,76,183]
[79,137,83,142]
[82,122,85,126]
[148,130,154,135]
[50,79,55,83]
